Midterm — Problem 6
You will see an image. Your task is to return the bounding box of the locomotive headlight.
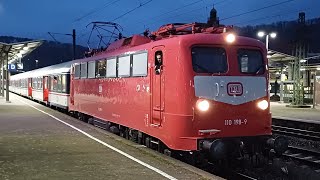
[257,100,269,110]
[197,99,210,112]
[226,33,236,43]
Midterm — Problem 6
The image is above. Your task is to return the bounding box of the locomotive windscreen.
[191,47,227,73]
[237,49,264,75]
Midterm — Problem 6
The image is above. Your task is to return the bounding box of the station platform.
[0,94,222,180]
[271,102,320,123]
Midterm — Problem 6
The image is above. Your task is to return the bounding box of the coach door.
[151,47,165,126]
[43,76,49,101]
[28,78,32,97]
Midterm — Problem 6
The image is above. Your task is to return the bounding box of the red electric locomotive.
[10,23,288,161]
[68,23,287,160]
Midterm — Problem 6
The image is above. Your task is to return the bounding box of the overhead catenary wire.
[220,0,295,21]
[112,0,154,22]
[233,8,312,26]
[136,0,228,25]
[73,0,122,23]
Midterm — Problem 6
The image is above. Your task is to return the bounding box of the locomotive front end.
[186,34,288,160]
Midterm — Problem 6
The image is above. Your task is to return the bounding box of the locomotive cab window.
[154,51,163,75]
[191,47,227,73]
[238,49,264,74]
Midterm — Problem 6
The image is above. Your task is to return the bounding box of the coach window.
[238,49,264,74]
[61,75,67,93]
[192,47,227,73]
[96,60,106,78]
[88,61,96,78]
[39,77,43,89]
[118,55,131,77]
[80,62,88,78]
[74,64,80,79]
[132,52,148,77]
[106,58,117,78]
[51,76,58,91]
[32,78,37,89]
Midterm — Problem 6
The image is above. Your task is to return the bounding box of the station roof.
[0,40,43,64]
[267,49,296,62]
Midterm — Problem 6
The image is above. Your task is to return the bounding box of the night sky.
[0,0,319,46]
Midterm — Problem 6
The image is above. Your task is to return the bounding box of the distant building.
[207,4,220,26]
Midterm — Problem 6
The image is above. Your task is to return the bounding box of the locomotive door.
[43,76,49,101]
[28,78,32,97]
[151,47,165,126]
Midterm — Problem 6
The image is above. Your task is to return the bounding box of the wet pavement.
[271,102,320,122]
[0,94,222,180]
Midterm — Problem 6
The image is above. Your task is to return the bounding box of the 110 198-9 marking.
[224,119,248,126]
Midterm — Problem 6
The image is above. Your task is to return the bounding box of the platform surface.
[271,102,320,122]
[0,94,222,180]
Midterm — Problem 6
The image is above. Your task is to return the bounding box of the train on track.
[10,23,288,162]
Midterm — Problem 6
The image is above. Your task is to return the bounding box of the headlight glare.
[257,100,268,110]
[197,99,210,112]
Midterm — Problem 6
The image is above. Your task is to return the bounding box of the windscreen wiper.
[193,63,212,73]
[254,64,264,74]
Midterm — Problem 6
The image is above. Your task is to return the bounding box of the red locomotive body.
[68,23,281,158]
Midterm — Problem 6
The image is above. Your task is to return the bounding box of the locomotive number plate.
[224,119,247,126]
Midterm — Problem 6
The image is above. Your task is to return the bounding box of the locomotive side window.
[106,58,117,78]
[88,61,96,78]
[237,49,264,74]
[74,64,80,79]
[118,55,131,77]
[132,52,148,77]
[96,60,106,78]
[80,62,88,79]
[191,47,227,73]
[154,51,163,75]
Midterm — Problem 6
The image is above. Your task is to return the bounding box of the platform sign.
[8,64,17,72]
[16,63,23,70]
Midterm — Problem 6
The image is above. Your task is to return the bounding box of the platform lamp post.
[257,31,277,98]
[257,31,277,51]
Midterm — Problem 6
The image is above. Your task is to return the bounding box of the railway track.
[272,124,320,141]
[272,118,320,172]
[282,146,320,170]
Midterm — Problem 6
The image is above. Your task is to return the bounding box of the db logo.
[227,82,243,96]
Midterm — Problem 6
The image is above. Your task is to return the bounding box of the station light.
[317,67,320,71]
[257,31,265,37]
[226,33,236,43]
[257,100,268,110]
[197,99,210,112]
[270,32,277,38]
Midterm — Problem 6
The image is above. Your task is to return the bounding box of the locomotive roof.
[11,60,73,80]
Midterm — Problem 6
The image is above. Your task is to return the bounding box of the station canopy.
[268,49,296,63]
[0,40,43,65]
